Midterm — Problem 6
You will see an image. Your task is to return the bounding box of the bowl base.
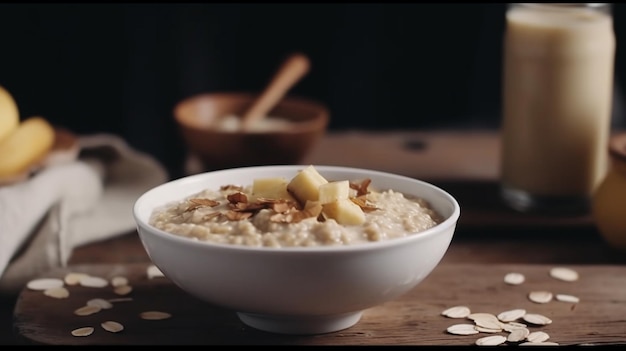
[236,310,363,335]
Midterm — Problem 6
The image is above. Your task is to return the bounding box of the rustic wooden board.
[13,263,626,345]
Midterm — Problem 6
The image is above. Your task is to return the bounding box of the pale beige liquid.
[502,4,615,204]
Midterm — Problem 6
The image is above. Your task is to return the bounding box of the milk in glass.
[501,3,615,214]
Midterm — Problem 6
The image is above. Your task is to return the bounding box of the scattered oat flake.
[64,272,90,286]
[549,267,579,282]
[528,290,553,304]
[475,335,507,346]
[519,341,559,346]
[508,327,530,342]
[502,321,528,332]
[147,265,165,279]
[140,311,172,320]
[44,287,70,299]
[111,276,128,287]
[522,313,552,326]
[504,272,525,285]
[79,275,109,288]
[74,305,102,316]
[71,327,94,337]
[527,331,550,343]
[497,308,526,322]
[27,278,64,291]
[114,285,133,296]
[467,312,498,321]
[101,321,124,333]
[441,305,471,318]
[474,325,502,333]
[447,323,479,335]
[555,293,580,303]
[474,317,504,330]
[87,298,113,310]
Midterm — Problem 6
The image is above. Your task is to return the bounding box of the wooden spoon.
[241,53,310,131]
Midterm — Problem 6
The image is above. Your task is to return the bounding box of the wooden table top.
[12,263,626,345]
[2,130,625,345]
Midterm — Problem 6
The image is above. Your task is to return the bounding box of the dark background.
[1,3,626,179]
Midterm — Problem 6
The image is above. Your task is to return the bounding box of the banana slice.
[0,116,55,180]
[0,85,19,144]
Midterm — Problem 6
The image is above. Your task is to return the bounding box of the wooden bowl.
[174,92,329,171]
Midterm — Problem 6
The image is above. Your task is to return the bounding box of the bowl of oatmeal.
[174,92,329,171]
[133,165,460,335]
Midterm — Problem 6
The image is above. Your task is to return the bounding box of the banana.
[0,85,19,144]
[0,116,55,179]
[287,165,328,204]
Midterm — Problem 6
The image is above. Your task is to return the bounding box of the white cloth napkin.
[0,134,168,294]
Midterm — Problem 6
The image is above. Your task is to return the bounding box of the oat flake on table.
[549,267,579,282]
[26,278,64,291]
[441,305,471,318]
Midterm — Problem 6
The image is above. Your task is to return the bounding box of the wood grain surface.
[13,263,626,345]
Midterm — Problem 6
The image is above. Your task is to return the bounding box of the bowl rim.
[133,165,461,253]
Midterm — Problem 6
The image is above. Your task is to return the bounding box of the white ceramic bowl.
[133,165,460,335]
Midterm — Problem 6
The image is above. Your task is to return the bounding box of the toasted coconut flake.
[271,205,322,224]
[226,192,248,204]
[185,198,220,212]
[220,184,243,192]
[349,178,371,196]
[271,202,292,213]
[350,196,379,212]
[225,210,253,221]
[71,327,94,337]
[27,278,64,291]
[202,212,222,221]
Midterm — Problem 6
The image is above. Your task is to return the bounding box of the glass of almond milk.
[501,3,615,214]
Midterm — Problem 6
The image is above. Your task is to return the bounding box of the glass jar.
[591,133,626,252]
[500,3,615,214]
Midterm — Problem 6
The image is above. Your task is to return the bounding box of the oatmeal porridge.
[149,166,443,248]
